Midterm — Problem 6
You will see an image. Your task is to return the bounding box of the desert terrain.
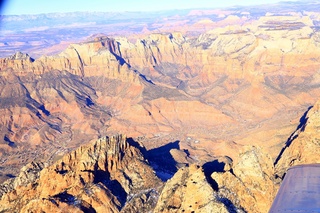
[0,1,320,212]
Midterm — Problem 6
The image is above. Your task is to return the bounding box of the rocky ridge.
[0,134,162,212]
[211,146,277,212]
[274,100,320,179]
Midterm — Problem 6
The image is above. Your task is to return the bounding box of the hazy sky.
[1,0,296,15]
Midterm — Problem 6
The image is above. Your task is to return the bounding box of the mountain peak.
[7,51,34,61]
[0,134,162,212]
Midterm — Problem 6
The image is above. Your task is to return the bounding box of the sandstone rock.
[275,100,320,179]
[0,134,162,212]
[7,52,33,61]
[211,146,277,213]
[154,164,229,213]
[0,161,45,198]
[169,148,192,165]
[0,39,140,83]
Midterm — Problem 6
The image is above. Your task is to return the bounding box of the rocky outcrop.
[212,99,320,213]
[1,100,320,212]
[154,164,229,213]
[275,100,320,179]
[0,38,139,83]
[0,161,45,198]
[6,52,33,61]
[211,146,277,213]
[0,52,34,72]
[0,134,162,212]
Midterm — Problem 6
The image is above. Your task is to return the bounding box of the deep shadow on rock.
[202,160,226,191]
[146,141,180,181]
[274,105,313,167]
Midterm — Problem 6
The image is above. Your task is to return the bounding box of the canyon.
[0,1,320,212]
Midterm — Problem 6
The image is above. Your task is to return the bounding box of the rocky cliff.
[0,134,277,213]
[274,100,320,179]
[0,134,162,212]
[0,38,139,83]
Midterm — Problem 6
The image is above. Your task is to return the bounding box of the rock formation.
[274,100,320,179]
[0,97,319,212]
[1,14,320,188]
[0,134,162,212]
[211,146,277,213]
[200,99,320,213]
[154,164,229,213]
[0,161,45,198]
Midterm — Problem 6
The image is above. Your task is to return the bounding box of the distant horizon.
[1,0,301,15]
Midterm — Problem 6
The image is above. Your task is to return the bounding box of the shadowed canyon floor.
[1,1,320,212]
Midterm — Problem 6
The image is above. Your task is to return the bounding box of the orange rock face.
[0,134,162,212]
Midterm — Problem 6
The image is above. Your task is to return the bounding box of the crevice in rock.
[274,105,313,166]
[202,160,226,191]
[217,197,246,213]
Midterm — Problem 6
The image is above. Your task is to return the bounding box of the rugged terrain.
[0,101,319,212]
[0,134,162,212]
[0,1,320,212]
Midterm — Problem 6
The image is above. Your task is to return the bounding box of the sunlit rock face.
[274,100,320,179]
[0,134,162,213]
[211,146,277,213]
[154,164,229,213]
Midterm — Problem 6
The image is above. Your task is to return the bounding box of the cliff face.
[0,134,162,213]
[0,135,277,213]
[274,100,320,178]
[2,15,320,88]
[0,38,139,83]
